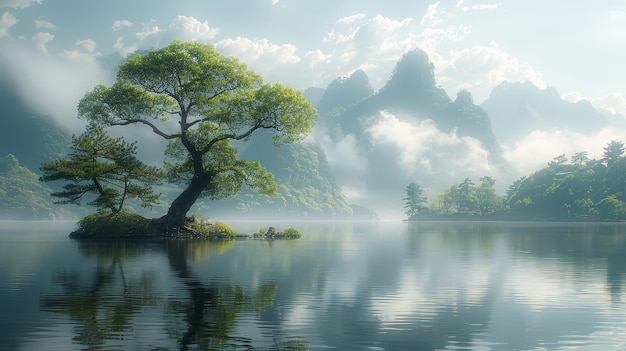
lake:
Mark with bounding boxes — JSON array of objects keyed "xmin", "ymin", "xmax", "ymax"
[{"xmin": 1, "ymin": 220, "xmax": 626, "ymax": 350}]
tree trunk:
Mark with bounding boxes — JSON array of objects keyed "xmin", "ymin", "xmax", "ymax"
[{"xmin": 160, "ymin": 174, "xmax": 211, "ymax": 229}]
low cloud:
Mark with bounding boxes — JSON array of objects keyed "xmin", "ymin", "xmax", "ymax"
[
  {"xmin": 502, "ymin": 126, "xmax": 626, "ymax": 177},
  {"xmin": 367, "ymin": 111, "xmax": 494, "ymax": 177},
  {"xmin": 312, "ymin": 111, "xmax": 498, "ymax": 216}
]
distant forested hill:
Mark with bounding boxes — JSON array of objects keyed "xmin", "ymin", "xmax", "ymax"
[
  {"xmin": 0, "ymin": 154, "xmax": 76, "ymax": 219},
  {"xmin": 0, "ymin": 66, "xmax": 75, "ymax": 219},
  {"xmin": 205, "ymin": 132, "xmax": 354, "ymax": 219}
]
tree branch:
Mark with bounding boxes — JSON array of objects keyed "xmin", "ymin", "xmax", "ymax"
[
  {"xmin": 117, "ymin": 118, "xmax": 179, "ymax": 140},
  {"xmin": 199, "ymin": 122, "xmax": 274, "ymax": 155}
]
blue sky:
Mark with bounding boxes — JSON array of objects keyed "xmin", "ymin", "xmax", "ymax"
[{"xmin": 1, "ymin": 0, "xmax": 626, "ymax": 188}]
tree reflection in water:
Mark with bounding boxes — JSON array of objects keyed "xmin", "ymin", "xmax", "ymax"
[{"xmin": 41, "ymin": 240, "xmax": 309, "ymax": 350}]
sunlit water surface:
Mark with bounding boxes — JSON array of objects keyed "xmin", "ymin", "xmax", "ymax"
[{"xmin": 2, "ymin": 220, "xmax": 626, "ymax": 350}]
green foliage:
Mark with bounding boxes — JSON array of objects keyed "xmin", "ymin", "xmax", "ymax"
[
  {"xmin": 596, "ymin": 195, "xmax": 626, "ymax": 220},
  {"xmin": 187, "ymin": 217, "xmax": 236, "ymax": 237},
  {"xmin": 252, "ymin": 226, "xmax": 304, "ymax": 239},
  {"xmin": 41, "ymin": 123, "xmax": 164, "ymax": 214},
  {"xmin": 602, "ymin": 140, "xmax": 625, "ymax": 167},
  {"xmin": 475, "ymin": 176, "xmax": 503, "ymax": 216},
  {"xmin": 77, "ymin": 40, "xmax": 319, "ymax": 227},
  {"xmin": 428, "ymin": 177, "xmax": 504, "ymax": 218},
  {"xmin": 282, "ymin": 226, "xmax": 304, "ymax": 239},
  {"xmin": 505, "ymin": 140, "xmax": 626, "ymax": 221},
  {"xmin": 72, "ymin": 211, "xmax": 156, "ymax": 238}
]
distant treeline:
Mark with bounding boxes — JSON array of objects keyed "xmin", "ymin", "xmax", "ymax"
[{"xmin": 405, "ymin": 140, "xmax": 626, "ymax": 221}]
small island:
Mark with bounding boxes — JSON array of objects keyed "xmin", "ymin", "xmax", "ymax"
[{"xmin": 40, "ymin": 40, "xmax": 318, "ymax": 240}]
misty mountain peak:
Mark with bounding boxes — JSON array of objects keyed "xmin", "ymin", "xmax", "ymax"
[
  {"xmin": 316, "ymin": 69, "xmax": 374, "ymax": 116},
  {"xmin": 454, "ymin": 90, "xmax": 474, "ymax": 105},
  {"xmin": 376, "ymin": 49, "xmax": 450, "ymax": 112},
  {"xmin": 382, "ymin": 50, "xmax": 436, "ymax": 94}
]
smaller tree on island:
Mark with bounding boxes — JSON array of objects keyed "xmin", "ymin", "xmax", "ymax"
[{"xmin": 41, "ymin": 122, "xmax": 163, "ymax": 214}]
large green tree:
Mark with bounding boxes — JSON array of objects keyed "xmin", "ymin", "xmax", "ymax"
[{"xmin": 77, "ymin": 40, "xmax": 318, "ymax": 228}]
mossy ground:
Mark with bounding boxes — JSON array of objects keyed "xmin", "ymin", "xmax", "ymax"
[
  {"xmin": 69, "ymin": 212, "xmax": 240, "ymax": 239},
  {"xmin": 69, "ymin": 212, "xmax": 304, "ymax": 240}
]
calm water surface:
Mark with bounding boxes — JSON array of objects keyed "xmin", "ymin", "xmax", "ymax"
[{"xmin": 2, "ymin": 220, "xmax": 626, "ymax": 350}]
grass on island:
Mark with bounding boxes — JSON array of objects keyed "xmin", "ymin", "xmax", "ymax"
[
  {"xmin": 69, "ymin": 211, "xmax": 304, "ymax": 240},
  {"xmin": 252, "ymin": 226, "xmax": 304, "ymax": 239}
]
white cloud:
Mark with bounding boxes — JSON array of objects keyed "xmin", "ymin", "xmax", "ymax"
[
  {"xmin": 458, "ymin": 1, "xmax": 501, "ymax": 12},
  {"xmin": 112, "ymin": 19, "xmax": 132, "ymax": 31},
  {"xmin": 0, "ymin": 0, "xmax": 41, "ymax": 9},
  {"xmin": 136, "ymin": 21, "xmax": 161, "ymax": 41},
  {"xmin": 0, "ymin": 11, "xmax": 17, "ymax": 37},
  {"xmin": 115, "ymin": 15, "xmax": 219, "ymax": 56},
  {"xmin": 437, "ymin": 42, "xmax": 546, "ymax": 103},
  {"xmin": 303, "ymin": 49, "xmax": 331, "ymax": 68},
  {"xmin": 215, "ymin": 36, "xmax": 301, "ymax": 85},
  {"xmin": 170, "ymin": 15, "xmax": 219, "ymax": 40},
  {"xmin": 113, "ymin": 36, "xmax": 136, "ymax": 57},
  {"xmin": 337, "ymin": 13, "xmax": 366, "ymax": 25},
  {"xmin": 367, "ymin": 111, "xmax": 494, "ymax": 176},
  {"xmin": 75, "ymin": 38, "xmax": 95, "ymax": 53},
  {"xmin": 34, "ymin": 17, "xmax": 53, "ymax": 29},
  {"xmin": 421, "ymin": 2, "xmax": 446, "ymax": 27},
  {"xmin": 271, "ymin": 0, "xmax": 279, "ymax": 5},
  {"xmin": 218, "ymin": 37, "xmax": 299, "ymax": 64},
  {"xmin": 31, "ymin": 31, "xmax": 53, "ymax": 53},
  {"xmin": 317, "ymin": 14, "xmax": 423, "ymax": 90}
]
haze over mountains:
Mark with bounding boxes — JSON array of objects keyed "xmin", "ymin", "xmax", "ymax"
[{"xmin": 1, "ymin": 47, "xmax": 625, "ymax": 220}]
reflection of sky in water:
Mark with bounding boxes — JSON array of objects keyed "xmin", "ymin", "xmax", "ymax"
[
  {"xmin": 272, "ymin": 222, "xmax": 626, "ymax": 350},
  {"xmin": 2, "ymin": 221, "xmax": 626, "ymax": 350}
]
